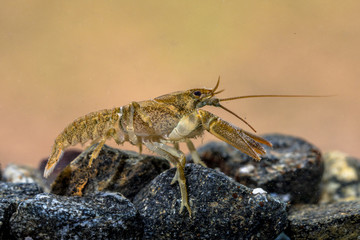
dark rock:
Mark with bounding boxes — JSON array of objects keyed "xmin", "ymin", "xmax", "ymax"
[
  {"xmin": 134, "ymin": 164, "xmax": 287, "ymax": 240},
  {"xmin": 0, "ymin": 201, "xmax": 16, "ymax": 240},
  {"xmin": 51, "ymin": 144, "xmax": 169, "ymax": 200},
  {"xmin": 286, "ymin": 200, "xmax": 360, "ymax": 239},
  {"xmin": 0, "ymin": 183, "xmax": 43, "ymax": 240},
  {"xmin": 39, "ymin": 149, "xmax": 81, "ymax": 187},
  {"xmin": 0, "ymin": 182, "xmax": 43, "ymax": 202},
  {"xmin": 196, "ymin": 134, "xmax": 323, "ymax": 204},
  {"xmin": 10, "ymin": 192, "xmax": 142, "ymax": 240},
  {"xmin": 320, "ymin": 151, "xmax": 360, "ymax": 203}
]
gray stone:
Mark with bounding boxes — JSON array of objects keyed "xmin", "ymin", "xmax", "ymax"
[
  {"xmin": 0, "ymin": 182, "xmax": 43, "ymax": 202},
  {"xmin": 134, "ymin": 164, "xmax": 288, "ymax": 240},
  {"xmin": 51, "ymin": 144, "xmax": 169, "ymax": 200},
  {"xmin": 0, "ymin": 201, "xmax": 16, "ymax": 240},
  {"xmin": 3, "ymin": 164, "xmax": 49, "ymax": 192},
  {"xmin": 196, "ymin": 134, "xmax": 324, "ymax": 204},
  {"xmin": 0, "ymin": 183, "xmax": 43, "ymax": 240},
  {"xmin": 286, "ymin": 200, "xmax": 360, "ymax": 239},
  {"xmin": 320, "ymin": 151, "xmax": 360, "ymax": 203},
  {"xmin": 10, "ymin": 192, "xmax": 142, "ymax": 240}
]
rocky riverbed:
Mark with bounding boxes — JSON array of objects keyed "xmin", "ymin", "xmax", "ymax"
[{"xmin": 1, "ymin": 134, "xmax": 359, "ymax": 239}]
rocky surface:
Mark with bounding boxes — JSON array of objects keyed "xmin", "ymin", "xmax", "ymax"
[
  {"xmin": 0, "ymin": 182, "xmax": 42, "ymax": 202},
  {"xmin": 286, "ymin": 200, "xmax": 360, "ymax": 239},
  {"xmin": 1, "ymin": 134, "xmax": 359, "ymax": 239},
  {"xmin": 134, "ymin": 164, "xmax": 288, "ymax": 240},
  {"xmin": 10, "ymin": 192, "xmax": 142, "ymax": 240},
  {"xmin": 196, "ymin": 134, "xmax": 324, "ymax": 204},
  {"xmin": 320, "ymin": 151, "xmax": 360, "ymax": 203},
  {"xmin": 51, "ymin": 144, "xmax": 170, "ymax": 200},
  {"xmin": 0, "ymin": 183, "xmax": 43, "ymax": 240},
  {"xmin": 0, "ymin": 201, "xmax": 15, "ymax": 240},
  {"xmin": 3, "ymin": 164, "xmax": 48, "ymax": 192}
]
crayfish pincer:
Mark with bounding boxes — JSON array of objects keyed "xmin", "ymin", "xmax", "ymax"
[{"xmin": 45, "ymin": 77, "xmax": 320, "ymax": 216}]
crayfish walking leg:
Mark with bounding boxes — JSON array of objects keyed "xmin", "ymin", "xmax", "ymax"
[
  {"xmin": 185, "ymin": 139, "xmax": 206, "ymax": 167},
  {"xmin": 143, "ymin": 141, "xmax": 192, "ymax": 217}
]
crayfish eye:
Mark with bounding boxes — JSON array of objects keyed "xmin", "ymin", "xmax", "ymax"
[{"xmin": 193, "ymin": 91, "xmax": 202, "ymax": 97}]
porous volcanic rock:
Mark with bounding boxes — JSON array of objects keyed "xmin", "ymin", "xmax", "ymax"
[
  {"xmin": 286, "ymin": 200, "xmax": 360, "ymax": 239},
  {"xmin": 134, "ymin": 164, "xmax": 288, "ymax": 240},
  {"xmin": 0, "ymin": 183, "xmax": 43, "ymax": 240},
  {"xmin": 196, "ymin": 134, "xmax": 324, "ymax": 204},
  {"xmin": 51, "ymin": 144, "xmax": 169, "ymax": 200},
  {"xmin": 10, "ymin": 192, "xmax": 142, "ymax": 240}
]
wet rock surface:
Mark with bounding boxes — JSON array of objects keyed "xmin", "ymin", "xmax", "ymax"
[
  {"xmin": 10, "ymin": 192, "xmax": 142, "ymax": 240},
  {"xmin": 0, "ymin": 183, "xmax": 43, "ymax": 240},
  {"xmin": 0, "ymin": 182, "xmax": 43, "ymax": 202},
  {"xmin": 2, "ymin": 134, "xmax": 359, "ymax": 239},
  {"xmin": 320, "ymin": 151, "xmax": 360, "ymax": 203},
  {"xmin": 51, "ymin": 144, "xmax": 169, "ymax": 200},
  {"xmin": 134, "ymin": 164, "xmax": 288, "ymax": 240},
  {"xmin": 286, "ymin": 200, "xmax": 360, "ymax": 239},
  {"xmin": 196, "ymin": 134, "xmax": 324, "ymax": 204},
  {"xmin": 0, "ymin": 201, "xmax": 15, "ymax": 240}
]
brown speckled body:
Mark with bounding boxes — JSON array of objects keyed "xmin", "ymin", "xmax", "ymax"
[{"xmin": 58, "ymin": 108, "xmax": 122, "ymax": 147}]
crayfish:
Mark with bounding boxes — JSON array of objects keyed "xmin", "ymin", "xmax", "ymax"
[{"xmin": 44, "ymin": 77, "xmax": 318, "ymax": 216}]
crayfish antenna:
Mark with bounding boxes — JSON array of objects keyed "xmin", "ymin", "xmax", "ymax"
[
  {"xmin": 217, "ymin": 94, "xmax": 333, "ymax": 132},
  {"xmin": 212, "ymin": 76, "xmax": 221, "ymax": 94},
  {"xmin": 219, "ymin": 104, "xmax": 257, "ymax": 133},
  {"xmin": 220, "ymin": 94, "xmax": 333, "ymax": 102}
]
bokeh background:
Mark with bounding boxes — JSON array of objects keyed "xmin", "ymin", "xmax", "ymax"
[{"xmin": 1, "ymin": 1, "xmax": 359, "ymax": 169}]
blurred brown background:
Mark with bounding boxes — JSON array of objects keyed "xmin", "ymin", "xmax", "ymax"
[{"xmin": 1, "ymin": 1, "xmax": 359, "ymax": 169}]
